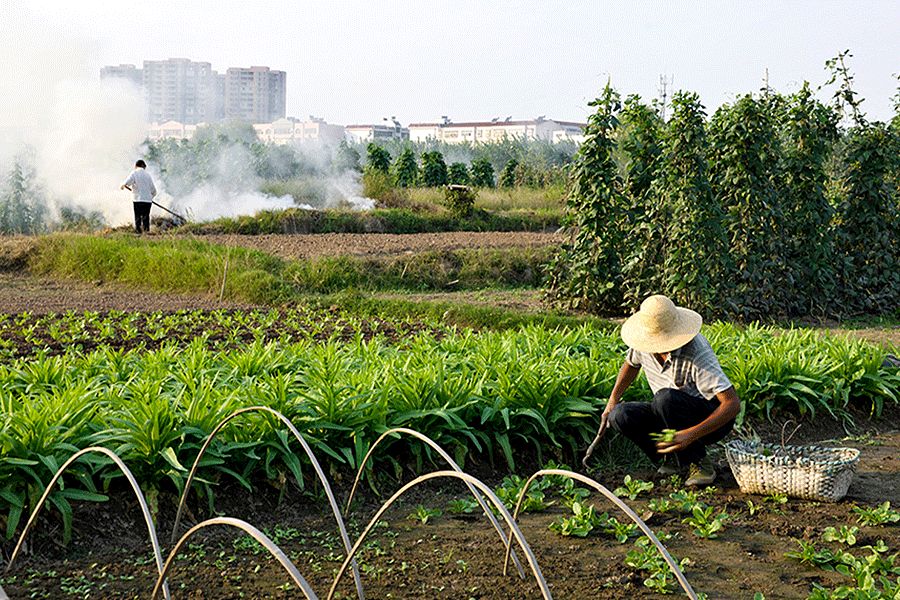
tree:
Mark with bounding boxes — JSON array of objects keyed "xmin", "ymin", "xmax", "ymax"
[
  {"xmin": 447, "ymin": 162, "xmax": 471, "ymax": 185},
  {"xmin": 391, "ymin": 147, "xmax": 419, "ymax": 187},
  {"xmin": 365, "ymin": 143, "xmax": 391, "ymax": 174},
  {"xmin": 0, "ymin": 151, "xmax": 46, "ymax": 234},
  {"xmin": 470, "ymin": 158, "xmax": 495, "ymax": 187},
  {"xmin": 333, "ymin": 141, "xmax": 361, "ymax": 172},
  {"xmin": 420, "ymin": 151, "xmax": 448, "ymax": 187},
  {"xmin": 546, "ymin": 83, "xmax": 628, "ymax": 311},
  {"xmin": 498, "ymin": 159, "xmax": 518, "ymax": 188}
]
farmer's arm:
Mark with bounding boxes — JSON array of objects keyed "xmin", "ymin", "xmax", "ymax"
[
  {"xmin": 600, "ymin": 360, "xmax": 641, "ymax": 425},
  {"xmin": 656, "ymin": 386, "xmax": 740, "ymax": 454},
  {"xmin": 120, "ymin": 172, "xmax": 134, "ymax": 191}
]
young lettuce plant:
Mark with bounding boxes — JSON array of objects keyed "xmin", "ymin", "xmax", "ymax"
[
  {"xmin": 614, "ymin": 475, "xmax": 654, "ymax": 501},
  {"xmin": 852, "ymin": 501, "xmax": 900, "ymax": 526},
  {"xmin": 682, "ymin": 504, "xmax": 729, "ymax": 539}
]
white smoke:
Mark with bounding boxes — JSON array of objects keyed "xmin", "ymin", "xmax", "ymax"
[
  {"xmin": 1, "ymin": 9, "xmax": 364, "ymax": 229},
  {"xmin": 0, "ymin": 10, "xmax": 146, "ymax": 227}
]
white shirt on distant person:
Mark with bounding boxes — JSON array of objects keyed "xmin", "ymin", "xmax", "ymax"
[{"xmin": 122, "ymin": 168, "xmax": 157, "ymax": 203}]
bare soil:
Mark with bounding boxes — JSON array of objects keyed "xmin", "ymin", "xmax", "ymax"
[
  {"xmin": 0, "ymin": 273, "xmax": 260, "ymax": 314},
  {"xmin": 2, "ymin": 427, "xmax": 898, "ymax": 600},
  {"xmin": 180, "ymin": 231, "xmax": 563, "ymax": 260}
]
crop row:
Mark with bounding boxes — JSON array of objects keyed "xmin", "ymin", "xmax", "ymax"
[
  {"xmin": 0, "ymin": 308, "xmax": 443, "ymax": 360},
  {"xmin": 1, "ymin": 323, "xmax": 897, "ymax": 542}
]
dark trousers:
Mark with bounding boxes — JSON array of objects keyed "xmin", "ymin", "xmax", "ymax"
[
  {"xmin": 608, "ymin": 388, "xmax": 734, "ymax": 466},
  {"xmin": 133, "ymin": 202, "xmax": 151, "ymax": 233}
]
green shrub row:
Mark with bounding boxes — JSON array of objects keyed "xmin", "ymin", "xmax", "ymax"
[
  {"xmin": 0, "ymin": 322, "xmax": 896, "ymax": 540},
  {"xmin": 548, "ymin": 64, "xmax": 900, "ymax": 320}
]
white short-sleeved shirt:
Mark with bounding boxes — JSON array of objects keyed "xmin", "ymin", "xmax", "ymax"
[
  {"xmin": 625, "ymin": 333, "xmax": 732, "ymax": 400},
  {"xmin": 122, "ymin": 168, "xmax": 157, "ymax": 203}
]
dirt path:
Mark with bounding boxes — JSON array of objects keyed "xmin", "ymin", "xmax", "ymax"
[
  {"xmin": 0, "ymin": 273, "xmax": 258, "ymax": 314},
  {"xmin": 184, "ymin": 231, "xmax": 563, "ymax": 260}
]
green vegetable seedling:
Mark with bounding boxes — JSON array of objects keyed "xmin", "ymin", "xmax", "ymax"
[{"xmin": 649, "ymin": 429, "xmax": 678, "ymax": 443}]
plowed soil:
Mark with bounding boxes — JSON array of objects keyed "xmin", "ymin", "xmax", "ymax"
[
  {"xmin": 183, "ymin": 231, "xmax": 563, "ymax": 260},
  {"xmin": 0, "ymin": 273, "xmax": 259, "ymax": 314},
  {"xmin": 2, "ymin": 430, "xmax": 898, "ymax": 599}
]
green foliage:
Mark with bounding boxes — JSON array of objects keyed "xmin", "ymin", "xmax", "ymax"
[
  {"xmin": 443, "ymin": 185, "xmax": 476, "ymax": 217},
  {"xmin": 656, "ymin": 92, "xmax": 730, "ymax": 314},
  {"xmin": 447, "ymin": 162, "xmax": 471, "ymax": 186},
  {"xmin": 613, "ymin": 474, "xmax": 654, "ymax": 500},
  {"xmin": 407, "ymin": 504, "xmax": 442, "ymax": 524},
  {"xmin": 391, "ymin": 147, "xmax": 419, "ymax": 188},
  {"xmin": 625, "ymin": 536, "xmax": 690, "ymax": 595},
  {"xmin": 470, "ymin": 158, "xmax": 495, "ymax": 187},
  {"xmin": 546, "ymin": 83, "xmax": 627, "ymax": 311},
  {"xmin": 498, "ymin": 159, "xmax": 518, "ymax": 188},
  {"xmin": 546, "ymin": 58, "xmax": 898, "ymax": 320},
  {"xmin": 365, "ymin": 144, "xmax": 391, "ymax": 174},
  {"xmin": 707, "ymin": 93, "xmax": 787, "ymax": 319},
  {"xmin": 823, "ymin": 526, "xmax": 859, "ymax": 546},
  {"xmin": 0, "ymin": 151, "xmax": 46, "ymax": 235},
  {"xmin": 681, "ymin": 504, "xmax": 728, "ymax": 539},
  {"xmin": 852, "ymin": 502, "xmax": 900, "ymax": 526},
  {"xmin": 778, "ymin": 83, "xmax": 840, "ymax": 315},
  {"xmin": 419, "ymin": 151, "xmax": 448, "ymax": 187},
  {"xmin": 334, "ymin": 141, "xmax": 361, "ymax": 172},
  {"xmin": 832, "ymin": 122, "xmax": 899, "ymax": 314}
]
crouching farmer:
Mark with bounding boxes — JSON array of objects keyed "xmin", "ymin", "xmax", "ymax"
[{"xmin": 600, "ymin": 295, "xmax": 740, "ymax": 486}]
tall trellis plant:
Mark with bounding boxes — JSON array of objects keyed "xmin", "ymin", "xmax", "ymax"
[
  {"xmin": 546, "ymin": 83, "xmax": 628, "ymax": 312},
  {"xmin": 708, "ymin": 94, "xmax": 787, "ymax": 319},
  {"xmin": 654, "ymin": 92, "xmax": 729, "ymax": 316}
]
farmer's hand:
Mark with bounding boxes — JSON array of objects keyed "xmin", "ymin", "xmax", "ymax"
[{"xmin": 656, "ymin": 430, "xmax": 697, "ymax": 454}]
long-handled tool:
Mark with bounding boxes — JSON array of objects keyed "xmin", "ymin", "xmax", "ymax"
[
  {"xmin": 581, "ymin": 417, "xmax": 608, "ymax": 468},
  {"xmin": 123, "ymin": 185, "xmax": 187, "ymax": 225},
  {"xmin": 151, "ymin": 200, "xmax": 187, "ymax": 225}
]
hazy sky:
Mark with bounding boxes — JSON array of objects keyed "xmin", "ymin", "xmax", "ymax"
[{"xmin": 9, "ymin": 1, "xmax": 900, "ymax": 125}]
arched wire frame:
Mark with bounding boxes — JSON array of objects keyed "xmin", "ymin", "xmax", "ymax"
[
  {"xmin": 502, "ymin": 469, "xmax": 699, "ymax": 599},
  {"xmin": 151, "ymin": 517, "xmax": 318, "ymax": 599},
  {"xmin": 170, "ymin": 406, "xmax": 364, "ymax": 600},
  {"xmin": 327, "ymin": 469, "xmax": 552, "ymax": 600},
  {"xmin": 344, "ymin": 427, "xmax": 527, "ymax": 580},
  {"xmin": 4, "ymin": 446, "xmax": 172, "ymax": 600}
]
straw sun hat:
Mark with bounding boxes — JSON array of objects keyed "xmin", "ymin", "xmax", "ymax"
[{"xmin": 620, "ymin": 295, "xmax": 703, "ymax": 353}]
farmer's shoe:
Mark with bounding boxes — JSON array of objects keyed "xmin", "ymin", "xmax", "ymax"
[{"xmin": 685, "ymin": 458, "xmax": 716, "ymax": 486}]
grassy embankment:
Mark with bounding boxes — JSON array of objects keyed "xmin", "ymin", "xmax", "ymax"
[{"xmin": 18, "ymin": 233, "xmax": 593, "ymax": 330}]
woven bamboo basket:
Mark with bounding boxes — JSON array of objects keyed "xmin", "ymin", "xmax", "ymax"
[{"xmin": 724, "ymin": 440, "xmax": 859, "ymax": 502}]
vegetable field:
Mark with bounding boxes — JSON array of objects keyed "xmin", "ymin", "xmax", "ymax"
[{"xmin": 0, "ymin": 308, "xmax": 900, "ymax": 598}]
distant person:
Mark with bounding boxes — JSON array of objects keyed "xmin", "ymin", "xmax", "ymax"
[
  {"xmin": 120, "ymin": 160, "xmax": 157, "ymax": 233},
  {"xmin": 599, "ymin": 295, "xmax": 741, "ymax": 486}
]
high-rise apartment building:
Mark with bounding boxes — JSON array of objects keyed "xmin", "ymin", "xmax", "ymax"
[
  {"xmin": 142, "ymin": 58, "xmax": 221, "ymax": 124},
  {"xmin": 224, "ymin": 67, "xmax": 286, "ymax": 123}
]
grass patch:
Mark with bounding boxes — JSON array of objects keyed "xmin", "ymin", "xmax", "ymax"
[
  {"xmin": 407, "ymin": 185, "xmax": 566, "ymax": 214},
  {"xmin": 25, "ymin": 233, "xmax": 552, "ymax": 303},
  {"xmin": 179, "ymin": 206, "xmax": 561, "ymax": 235}
]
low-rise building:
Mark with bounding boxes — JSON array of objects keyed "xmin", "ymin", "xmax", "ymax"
[
  {"xmin": 253, "ymin": 118, "xmax": 346, "ymax": 145},
  {"xmin": 146, "ymin": 121, "xmax": 199, "ymax": 141},
  {"xmin": 345, "ymin": 122, "xmax": 409, "ymax": 143},
  {"xmin": 408, "ymin": 117, "xmax": 585, "ymax": 144}
]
